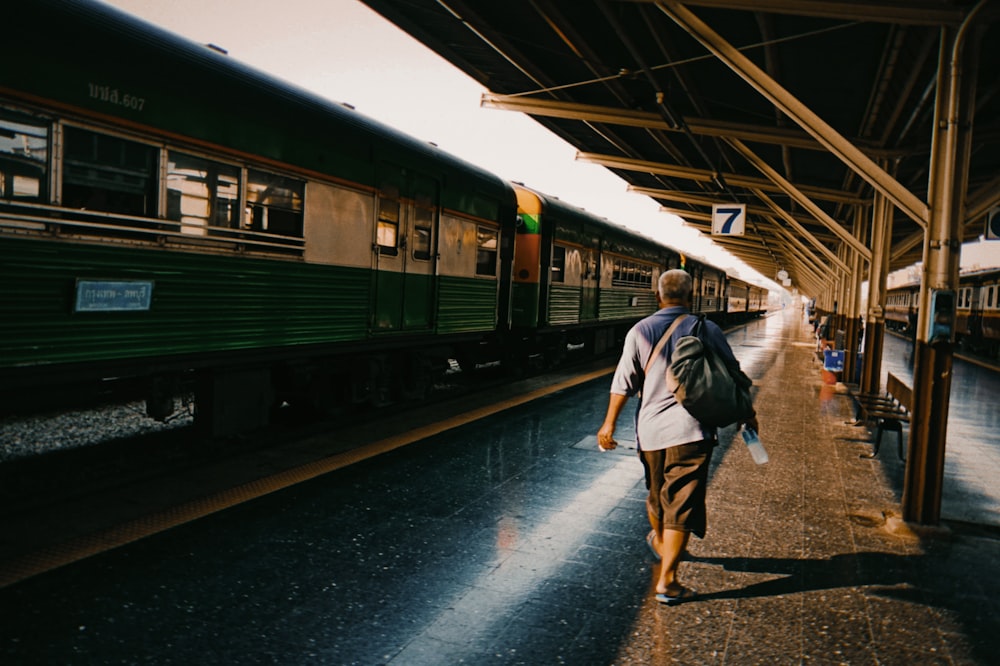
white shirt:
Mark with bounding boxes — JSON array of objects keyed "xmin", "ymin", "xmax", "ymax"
[{"xmin": 609, "ymin": 306, "xmax": 720, "ymax": 451}]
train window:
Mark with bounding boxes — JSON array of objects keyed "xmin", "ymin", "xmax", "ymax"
[
  {"xmin": 376, "ymin": 183, "xmax": 399, "ymax": 255},
  {"xmin": 476, "ymin": 226, "xmax": 498, "ymax": 276},
  {"xmin": 611, "ymin": 259, "xmax": 654, "ymax": 288},
  {"xmin": 412, "ymin": 226, "xmax": 431, "ymax": 261},
  {"xmin": 411, "ymin": 187, "xmax": 435, "ymax": 261},
  {"xmin": 62, "ymin": 126, "xmax": 158, "ymax": 217},
  {"xmin": 376, "ymin": 219, "xmax": 397, "ymax": 252},
  {"xmin": 0, "ymin": 110, "xmax": 48, "ymax": 202},
  {"xmin": 245, "ymin": 169, "xmax": 304, "ymax": 237},
  {"xmin": 167, "ymin": 152, "xmax": 240, "ymax": 234},
  {"xmin": 989, "ymin": 287, "xmax": 995, "ymax": 309},
  {"xmin": 551, "ymin": 245, "xmax": 566, "ymax": 283}
]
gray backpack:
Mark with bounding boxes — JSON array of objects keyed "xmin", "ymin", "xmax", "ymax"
[{"xmin": 650, "ymin": 314, "xmax": 755, "ymax": 428}]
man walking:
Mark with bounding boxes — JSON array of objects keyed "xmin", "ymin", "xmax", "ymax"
[{"xmin": 597, "ymin": 269, "xmax": 758, "ymax": 604}]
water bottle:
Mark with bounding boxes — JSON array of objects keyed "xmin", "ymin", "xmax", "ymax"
[{"xmin": 742, "ymin": 427, "xmax": 769, "ymax": 465}]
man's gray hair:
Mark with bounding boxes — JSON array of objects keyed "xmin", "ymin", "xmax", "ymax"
[{"xmin": 658, "ymin": 269, "xmax": 693, "ymax": 301}]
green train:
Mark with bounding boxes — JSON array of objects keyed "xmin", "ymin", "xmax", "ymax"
[{"xmin": 0, "ymin": 0, "xmax": 765, "ymax": 435}]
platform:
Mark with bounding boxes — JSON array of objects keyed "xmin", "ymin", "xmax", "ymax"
[{"xmin": 1, "ymin": 307, "xmax": 998, "ymax": 664}]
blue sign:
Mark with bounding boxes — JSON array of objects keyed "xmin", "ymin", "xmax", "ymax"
[
  {"xmin": 75, "ymin": 280, "xmax": 154, "ymax": 312},
  {"xmin": 823, "ymin": 349, "xmax": 845, "ymax": 372}
]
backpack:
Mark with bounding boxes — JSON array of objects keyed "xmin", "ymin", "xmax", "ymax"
[{"xmin": 648, "ymin": 314, "xmax": 755, "ymax": 428}]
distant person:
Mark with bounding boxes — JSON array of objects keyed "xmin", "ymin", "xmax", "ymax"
[
  {"xmin": 816, "ymin": 315, "xmax": 831, "ymax": 351},
  {"xmin": 596, "ymin": 269, "xmax": 758, "ymax": 605}
]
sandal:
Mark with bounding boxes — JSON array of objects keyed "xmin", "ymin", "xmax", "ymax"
[{"xmin": 655, "ymin": 585, "xmax": 696, "ymax": 605}]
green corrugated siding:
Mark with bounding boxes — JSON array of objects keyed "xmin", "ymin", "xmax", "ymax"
[
  {"xmin": 403, "ymin": 273, "xmax": 433, "ymax": 329},
  {"xmin": 436, "ymin": 276, "xmax": 497, "ymax": 333},
  {"xmin": 511, "ymin": 283, "xmax": 539, "ymax": 328},
  {"xmin": 581, "ymin": 285, "xmax": 598, "ymax": 321},
  {"xmin": 0, "ymin": 237, "xmax": 370, "ymax": 367},
  {"xmin": 373, "ymin": 272, "xmax": 435, "ymax": 331},
  {"xmin": 598, "ymin": 288, "xmax": 657, "ymax": 321},
  {"xmin": 548, "ymin": 285, "xmax": 581, "ymax": 325}
]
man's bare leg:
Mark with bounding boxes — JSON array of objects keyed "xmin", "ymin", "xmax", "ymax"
[{"xmin": 656, "ymin": 528, "xmax": 690, "ymax": 595}]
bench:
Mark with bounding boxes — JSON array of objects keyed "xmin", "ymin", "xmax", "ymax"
[{"xmin": 850, "ymin": 372, "xmax": 911, "ymax": 460}]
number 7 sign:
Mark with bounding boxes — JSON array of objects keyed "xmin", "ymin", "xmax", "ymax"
[{"xmin": 712, "ymin": 203, "xmax": 746, "ymax": 236}]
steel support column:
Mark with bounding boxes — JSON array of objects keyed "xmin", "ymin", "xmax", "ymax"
[
  {"xmin": 862, "ymin": 186, "xmax": 893, "ymax": 396},
  {"xmin": 903, "ymin": 8, "xmax": 984, "ymax": 525},
  {"xmin": 843, "ymin": 206, "xmax": 867, "ymax": 384}
]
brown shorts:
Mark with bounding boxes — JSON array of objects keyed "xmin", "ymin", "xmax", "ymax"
[{"xmin": 640, "ymin": 440, "xmax": 712, "ymax": 538}]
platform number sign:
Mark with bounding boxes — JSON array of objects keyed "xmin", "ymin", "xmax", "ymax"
[
  {"xmin": 987, "ymin": 206, "xmax": 1000, "ymax": 240},
  {"xmin": 712, "ymin": 203, "xmax": 746, "ymax": 236}
]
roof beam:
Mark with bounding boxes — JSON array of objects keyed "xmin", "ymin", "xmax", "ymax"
[
  {"xmin": 762, "ymin": 212, "xmax": 842, "ymax": 280},
  {"xmin": 659, "ymin": 203, "xmax": 839, "ymax": 278},
  {"xmin": 577, "ymin": 151, "xmax": 867, "ymax": 205},
  {"xmin": 966, "ymin": 173, "xmax": 1000, "ymax": 223},
  {"xmin": 891, "ymin": 229, "xmax": 925, "ymax": 264},
  {"xmin": 627, "ymin": 184, "xmax": 835, "ymax": 233},
  {"xmin": 712, "ymin": 229, "xmax": 824, "ymax": 293},
  {"xmin": 728, "ymin": 139, "xmax": 872, "ymax": 261},
  {"xmin": 482, "ymin": 93, "xmax": 825, "ymax": 151},
  {"xmin": 621, "ymin": 0, "xmax": 970, "ymax": 25},
  {"xmin": 655, "ymin": 0, "xmax": 930, "ymax": 228},
  {"xmin": 751, "ymin": 188, "xmax": 852, "ymax": 273}
]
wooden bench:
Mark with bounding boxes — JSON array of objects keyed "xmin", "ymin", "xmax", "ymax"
[{"xmin": 850, "ymin": 372, "xmax": 911, "ymax": 460}]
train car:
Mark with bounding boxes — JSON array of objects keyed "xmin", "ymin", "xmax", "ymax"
[
  {"xmin": 885, "ymin": 268, "xmax": 1000, "ymax": 359},
  {"xmin": 508, "ymin": 184, "xmax": 680, "ymax": 368},
  {"xmin": 748, "ymin": 283, "xmax": 767, "ymax": 317},
  {"xmin": 956, "ymin": 267, "xmax": 1000, "ymax": 358},
  {"xmin": 708, "ymin": 275, "xmax": 768, "ymax": 327},
  {"xmin": 684, "ymin": 258, "xmax": 726, "ymax": 319},
  {"xmin": 727, "ymin": 281, "xmax": 747, "ymax": 316},
  {"xmin": 1, "ymin": 0, "xmax": 517, "ymax": 433},
  {"xmin": 885, "ymin": 280, "xmax": 920, "ymax": 333},
  {"xmin": 0, "ymin": 0, "xmax": 772, "ymax": 437}
]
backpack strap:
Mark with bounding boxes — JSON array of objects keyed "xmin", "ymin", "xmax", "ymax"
[{"xmin": 643, "ymin": 314, "xmax": 688, "ymax": 376}]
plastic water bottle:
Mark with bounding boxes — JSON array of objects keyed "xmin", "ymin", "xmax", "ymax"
[{"xmin": 742, "ymin": 427, "xmax": 769, "ymax": 465}]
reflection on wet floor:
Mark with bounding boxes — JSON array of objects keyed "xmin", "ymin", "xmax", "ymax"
[
  {"xmin": 738, "ymin": 312, "xmax": 1000, "ymax": 527},
  {"xmin": 876, "ymin": 333, "xmax": 1000, "ymax": 525}
]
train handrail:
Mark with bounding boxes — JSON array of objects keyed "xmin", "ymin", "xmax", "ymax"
[{"xmin": 1, "ymin": 201, "xmax": 305, "ymax": 256}]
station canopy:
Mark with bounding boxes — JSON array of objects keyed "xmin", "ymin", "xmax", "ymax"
[{"xmin": 359, "ymin": 0, "xmax": 1000, "ymax": 295}]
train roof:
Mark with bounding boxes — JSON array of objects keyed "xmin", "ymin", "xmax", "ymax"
[
  {"xmin": 889, "ymin": 265, "xmax": 1000, "ymax": 290},
  {"xmin": 5, "ymin": 0, "xmax": 510, "ymax": 208},
  {"xmin": 513, "ymin": 182, "xmax": 678, "ymax": 249},
  {"xmin": 960, "ymin": 266, "xmax": 1000, "ymax": 280}
]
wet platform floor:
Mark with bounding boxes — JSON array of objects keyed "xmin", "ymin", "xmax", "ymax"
[{"xmin": 2, "ymin": 307, "xmax": 999, "ymax": 664}]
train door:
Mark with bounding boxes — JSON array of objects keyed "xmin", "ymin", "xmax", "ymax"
[
  {"xmin": 403, "ymin": 176, "xmax": 438, "ymax": 329},
  {"xmin": 690, "ymin": 269, "xmax": 703, "ymax": 312},
  {"xmin": 373, "ymin": 166, "xmax": 438, "ymax": 331},
  {"xmin": 580, "ymin": 247, "xmax": 598, "ymax": 321}
]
